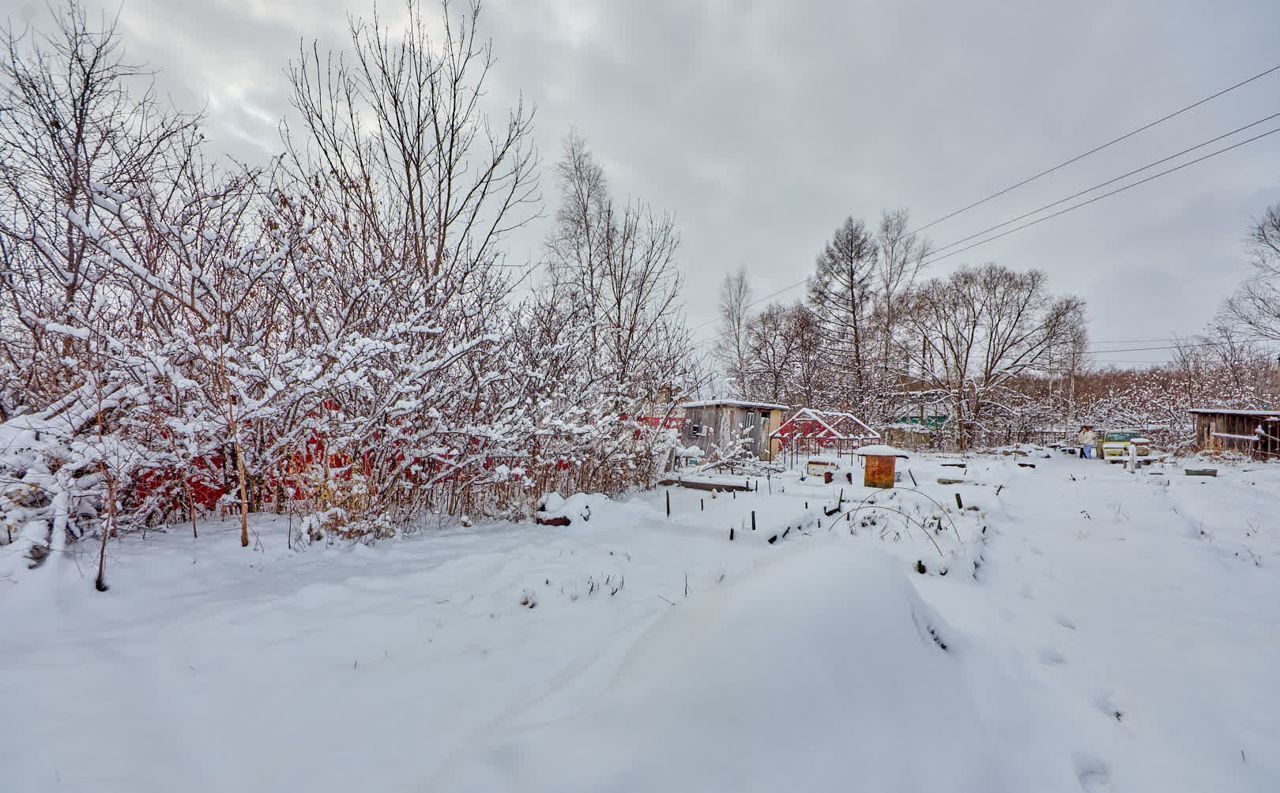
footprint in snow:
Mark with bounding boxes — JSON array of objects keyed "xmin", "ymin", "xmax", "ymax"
[
  {"xmin": 1054, "ymin": 614, "xmax": 1078, "ymax": 631},
  {"xmin": 1037, "ymin": 647, "xmax": 1066, "ymax": 665},
  {"xmin": 1075, "ymin": 755, "xmax": 1112, "ymax": 791},
  {"xmin": 1093, "ymin": 692, "xmax": 1126, "ymax": 723}
]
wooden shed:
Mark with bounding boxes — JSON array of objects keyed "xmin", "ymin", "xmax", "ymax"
[
  {"xmin": 679, "ymin": 399, "xmax": 788, "ymax": 461},
  {"xmin": 1189, "ymin": 408, "xmax": 1280, "ymax": 460}
]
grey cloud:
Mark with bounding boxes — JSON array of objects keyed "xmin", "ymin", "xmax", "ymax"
[{"xmin": 11, "ymin": 0, "xmax": 1278, "ymax": 363}]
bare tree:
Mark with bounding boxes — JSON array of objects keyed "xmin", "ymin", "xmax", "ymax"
[
  {"xmin": 743, "ymin": 303, "xmax": 799, "ymax": 404},
  {"xmin": 714, "ymin": 266, "xmax": 752, "ymax": 393},
  {"xmin": 741, "ymin": 302, "xmax": 825, "ymax": 407},
  {"xmin": 546, "ymin": 132, "xmax": 688, "ymax": 406},
  {"xmin": 534, "ymin": 132, "xmax": 700, "ymax": 493},
  {"xmin": 1055, "ymin": 319, "xmax": 1090, "ymax": 429},
  {"xmin": 1225, "ymin": 203, "xmax": 1280, "ymax": 342},
  {"xmin": 0, "ymin": 1, "xmax": 197, "ymax": 408},
  {"xmin": 894, "ymin": 264, "xmax": 1085, "ymax": 449},
  {"xmin": 873, "ymin": 209, "xmax": 930, "ymax": 366},
  {"xmin": 276, "ymin": 0, "xmax": 541, "ymax": 528}
]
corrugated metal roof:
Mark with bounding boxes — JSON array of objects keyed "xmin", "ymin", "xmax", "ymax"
[
  {"xmin": 681, "ymin": 399, "xmax": 789, "ymax": 411},
  {"xmin": 1189, "ymin": 408, "xmax": 1280, "ymax": 417}
]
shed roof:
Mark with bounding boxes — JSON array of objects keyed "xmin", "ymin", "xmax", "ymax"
[
  {"xmin": 1189, "ymin": 408, "xmax": 1280, "ymax": 417},
  {"xmin": 770, "ymin": 408, "xmax": 880, "ymax": 441},
  {"xmin": 682, "ymin": 399, "xmax": 789, "ymax": 411}
]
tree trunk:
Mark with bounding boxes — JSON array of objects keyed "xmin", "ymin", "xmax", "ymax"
[
  {"xmin": 234, "ymin": 440, "xmax": 250, "ymax": 547},
  {"xmin": 182, "ymin": 475, "xmax": 198, "ymax": 539},
  {"xmin": 96, "ymin": 462, "xmax": 116, "ymax": 592}
]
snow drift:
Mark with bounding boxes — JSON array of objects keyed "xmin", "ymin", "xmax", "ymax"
[{"xmin": 436, "ymin": 543, "xmax": 1076, "ymax": 792}]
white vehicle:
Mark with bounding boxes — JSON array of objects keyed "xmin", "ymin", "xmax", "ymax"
[{"xmin": 1101, "ymin": 431, "xmax": 1152, "ymax": 463}]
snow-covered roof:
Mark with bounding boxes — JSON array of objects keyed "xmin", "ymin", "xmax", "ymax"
[
  {"xmin": 880, "ymin": 422, "xmax": 934, "ymax": 433},
  {"xmin": 1189, "ymin": 408, "xmax": 1280, "ymax": 417},
  {"xmin": 770, "ymin": 407, "xmax": 880, "ymax": 440},
  {"xmin": 853, "ymin": 444, "xmax": 909, "ymax": 458},
  {"xmin": 682, "ymin": 399, "xmax": 788, "ymax": 411}
]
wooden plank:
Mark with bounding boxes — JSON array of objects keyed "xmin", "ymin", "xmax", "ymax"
[{"xmin": 657, "ymin": 478, "xmax": 752, "ymax": 492}]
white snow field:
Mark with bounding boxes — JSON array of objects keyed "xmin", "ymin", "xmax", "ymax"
[{"xmin": 3, "ymin": 451, "xmax": 1278, "ymax": 792}]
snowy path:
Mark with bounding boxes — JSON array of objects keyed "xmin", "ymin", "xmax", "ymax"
[
  {"xmin": 965, "ymin": 458, "xmax": 1280, "ymax": 792},
  {"xmin": 2, "ymin": 454, "xmax": 1278, "ymax": 792}
]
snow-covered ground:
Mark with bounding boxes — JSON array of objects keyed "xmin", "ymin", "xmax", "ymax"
[{"xmin": 3, "ymin": 451, "xmax": 1278, "ymax": 792}]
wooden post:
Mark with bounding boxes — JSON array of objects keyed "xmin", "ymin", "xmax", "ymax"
[
  {"xmin": 666, "ymin": 490, "xmax": 671, "ymax": 517},
  {"xmin": 700, "ymin": 498, "xmax": 704, "ymax": 511},
  {"xmin": 730, "ymin": 527, "xmax": 735, "ymax": 541},
  {"xmin": 751, "ymin": 511, "xmax": 756, "ymax": 531},
  {"xmin": 954, "ymin": 492, "xmax": 964, "ymax": 509},
  {"xmin": 182, "ymin": 476, "xmax": 198, "ymax": 539}
]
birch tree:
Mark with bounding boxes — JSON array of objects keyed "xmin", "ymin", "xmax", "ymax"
[
  {"xmin": 714, "ymin": 266, "xmax": 752, "ymax": 391},
  {"xmin": 543, "ymin": 133, "xmax": 699, "ymax": 487}
]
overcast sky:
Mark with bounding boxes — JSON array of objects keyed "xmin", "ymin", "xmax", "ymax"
[{"xmin": 8, "ymin": 0, "xmax": 1280, "ymax": 365}]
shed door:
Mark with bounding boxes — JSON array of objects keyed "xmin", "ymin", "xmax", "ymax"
[{"xmin": 744, "ymin": 411, "xmax": 763, "ymax": 456}]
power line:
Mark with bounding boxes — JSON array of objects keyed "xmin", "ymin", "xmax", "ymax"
[
  {"xmin": 691, "ymin": 122, "xmax": 1280, "ymax": 347},
  {"xmin": 927, "ymin": 111, "xmax": 1280, "ymax": 258},
  {"xmin": 911, "ymin": 62, "xmax": 1280, "ymax": 233},
  {"xmin": 1088, "ymin": 338, "xmax": 1272, "ymax": 355},
  {"xmin": 922, "ymin": 125, "xmax": 1280, "ymax": 266},
  {"xmin": 698, "ymin": 279, "xmax": 811, "ymax": 335},
  {"xmin": 1091, "ymin": 343, "xmax": 1206, "ymax": 354}
]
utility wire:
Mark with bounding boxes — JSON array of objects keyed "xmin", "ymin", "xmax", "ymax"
[
  {"xmin": 1089, "ymin": 338, "xmax": 1274, "ymax": 355},
  {"xmin": 689, "ymin": 111, "xmax": 1280, "ymax": 338},
  {"xmin": 927, "ymin": 111, "xmax": 1280, "ymax": 257},
  {"xmin": 911, "ymin": 62, "xmax": 1280, "ymax": 233},
  {"xmin": 688, "ymin": 279, "xmax": 810, "ymax": 334},
  {"xmin": 922, "ymin": 125, "xmax": 1280, "ymax": 266},
  {"xmin": 690, "ymin": 112, "xmax": 1280, "ymax": 345},
  {"xmin": 1092, "ymin": 342, "xmax": 1220, "ymax": 354},
  {"xmin": 1091, "ymin": 337, "xmax": 1198, "ymax": 344}
]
